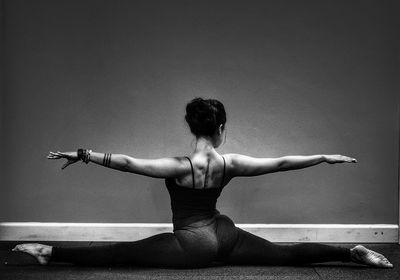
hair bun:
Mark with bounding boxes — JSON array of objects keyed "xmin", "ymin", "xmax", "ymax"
[{"xmin": 185, "ymin": 98, "xmax": 226, "ymax": 137}]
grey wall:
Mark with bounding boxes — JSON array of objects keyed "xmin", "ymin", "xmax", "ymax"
[
  {"xmin": 1, "ymin": 0, "xmax": 4, "ymax": 190},
  {"xmin": 1, "ymin": 0, "xmax": 399, "ymax": 224}
]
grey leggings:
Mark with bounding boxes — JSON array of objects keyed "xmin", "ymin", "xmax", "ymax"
[{"xmin": 51, "ymin": 214, "xmax": 351, "ymax": 267}]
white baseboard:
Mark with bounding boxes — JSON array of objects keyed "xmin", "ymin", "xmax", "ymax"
[{"xmin": 0, "ymin": 223, "xmax": 397, "ymax": 243}]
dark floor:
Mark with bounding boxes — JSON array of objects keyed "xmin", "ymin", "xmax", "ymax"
[{"xmin": 0, "ymin": 242, "xmax": 399, "ymax": 280}]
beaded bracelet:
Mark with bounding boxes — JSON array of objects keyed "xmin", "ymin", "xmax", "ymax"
[{"xmin": 77, "ymin": 149, "xmax": 92, "ymax": 164}]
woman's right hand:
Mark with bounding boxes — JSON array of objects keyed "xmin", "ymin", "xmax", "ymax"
[
  {"xmin": 47, "ymin": 151, "xmax": 80, "ymax": 170},
  {"xmin": 324, "ymin": 154, "xmax": 357, "ymax": 164}
]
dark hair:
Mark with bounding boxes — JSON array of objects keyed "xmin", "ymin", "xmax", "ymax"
[{"xmin": 185, "ymin": 97, "xmax": 226, "ymax": 137}]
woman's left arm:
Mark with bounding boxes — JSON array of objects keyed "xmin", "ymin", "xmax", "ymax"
[{"xmin": 280, "ymin": 154, "xmax": 357, "ymax": 171}]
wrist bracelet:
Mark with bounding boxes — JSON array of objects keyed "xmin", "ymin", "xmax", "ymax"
[
  {"xmin": 77, "ymin": 149, "xmax": 84, "ymax": 160},
  {"xmin": 77, "ymin": 149, "xmax": 92, "ymax": 164},
  {"xmin": 83, "ymin": 149, "xmax": 92, "ymax": 164}
]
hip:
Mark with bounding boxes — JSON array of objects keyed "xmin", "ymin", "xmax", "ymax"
[{"xmin": 173, "ymin": 213, "xmax": 239, "ymax": 261}]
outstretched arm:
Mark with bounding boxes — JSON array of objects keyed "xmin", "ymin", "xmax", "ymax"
[
  {"xmin": 47, "ymin": 150, "xmax": 188, "ymax": 178},
  {"xmin": 228, "ymin": 154, "xmax": 357, "ymax": 177}
]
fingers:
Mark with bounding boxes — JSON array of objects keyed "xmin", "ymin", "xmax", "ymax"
[
  {"xmin": 61, "ymin": 162, "xmax": 69, "ymax": 170},
  {"xmin": 61, "ymin": 160, "xmax": 74, "ymax": 170},
  {"xmin": 61, "ymin": 159, "xmax": 79, "ymax": 170},
  {"xmin": 327, "ymin": 155, "xmax": 357, "ymax": 164},
  {"xmin": 47, "ymin": 154, "xmax": 60, "ymax": 159},
  {"xmin": 47, "ymin": 151, "xmax": 62, "ymax": 159},
  {"xmin": 47, "ymin": 151, "xmax": 68, "ymax": 159},
  {"xmin": 336, "ymin": 155, "xmax": 357, "ymax": 163},
  {"xmin": 344, "ymin": 156, "xmax": 357, "ymax": 163}
]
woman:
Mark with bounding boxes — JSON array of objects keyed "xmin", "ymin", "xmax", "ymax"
[{"xmin": 12, "ymin": 98, "xmax": 392, "ymax": 268}]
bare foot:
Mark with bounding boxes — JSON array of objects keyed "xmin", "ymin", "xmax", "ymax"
[
  {"xmin": 12, "ymin": 243, "xmax": 52, "ymax": 265},
  {"xmin": 351, "ymin": 245, "xmax": 393, "ymax": 268}
]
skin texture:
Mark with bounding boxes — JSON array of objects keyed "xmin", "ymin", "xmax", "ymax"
[{"xmin": 13, "ymin": 121, "xmax": 392, "ymax": 268}]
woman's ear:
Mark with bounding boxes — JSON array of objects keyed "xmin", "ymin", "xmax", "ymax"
[{"xmin": 218, "ymin": 124, "xmax": 224, "ymax": 135}]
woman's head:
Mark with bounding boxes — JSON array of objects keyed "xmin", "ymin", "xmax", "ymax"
[{"xmin": 185, "ymin": 98, "xmax": 226, "ymax": 146}]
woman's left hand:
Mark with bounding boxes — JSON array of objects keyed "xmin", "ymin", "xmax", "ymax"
[{"xmin": 47, "ymin": 151, "xmax": 79, "ymax": 170}]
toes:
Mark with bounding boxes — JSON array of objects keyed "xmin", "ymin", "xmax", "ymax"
[
  {"xmin": 381, "ymin": 262, "xmax": 393, "ymax": 268},
  {"xmin": 19, "ymin": 244, "xmax": 28, "ymax": 249},
  {"xmin": 12, "ymin": 244, "xmax": 23, "ymax": 251},
  {"xmin": 381, "ymin": 259, "xmax": 393, "ymax": 267},
  {"xmin": 376, "ymin": 257, "xmax": 393, "ymax": 268},
  {"xmin": 12, "ymin": 243, "xmax": 33, "ymax": 252}
]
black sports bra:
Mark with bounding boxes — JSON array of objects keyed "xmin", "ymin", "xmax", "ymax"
[{"xmin": 184, "ymin": 155, "xmax": 226, "ymax": 189}]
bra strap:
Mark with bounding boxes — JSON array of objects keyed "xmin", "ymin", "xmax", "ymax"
[
  {"xmin": 185, "ymin": 156, "xmax": 195, "ymax": 188},
  {"xmin": 220, "ymin": 155, "xmax": 226, "ymax": 188}
]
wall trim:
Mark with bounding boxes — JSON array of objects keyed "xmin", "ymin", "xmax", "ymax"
[{"xmin": 0, "ymin": 223, "xmax": 397, "ymax": 243}]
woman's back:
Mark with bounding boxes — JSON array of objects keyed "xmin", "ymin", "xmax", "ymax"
[
  {"xmin": 172, "ymin": 152, "xmax": 227, "ymax": 189},
  {"xmin": 165, "ymin": 152, "xmax": 227, "ymax": 230}
]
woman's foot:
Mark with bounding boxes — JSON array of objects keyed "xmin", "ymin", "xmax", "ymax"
[
  {"xmin": 12, "ymin": 243, "xmax": 52, "ymax": 265},
  {"xmin": 350, "ymin": 245, "xmax": 393, "ymax": 268}
]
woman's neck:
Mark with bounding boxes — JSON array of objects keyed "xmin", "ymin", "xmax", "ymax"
[{"xmin": 194, "ymin": 137, "xmax": 216, "ymax": 153}]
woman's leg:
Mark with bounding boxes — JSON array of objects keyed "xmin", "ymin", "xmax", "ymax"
[
  {"xmin": 13, "ymin": 233, "xmax": 191, "ymax": 267},
  {"xmin": 225, "ymin": 227, "xmax": 351, "ymax": 266},
  {"xmin": 51, "ymin": 233, "xmax": 189, "ymax": 267},
  {"xmin": 13, "ymin": 226, "xmax": 220, "ymax": 268}
]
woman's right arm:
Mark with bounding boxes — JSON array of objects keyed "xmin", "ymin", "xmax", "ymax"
[
  {"xmin": 48, "ymin": 151, "xmax": 130, "ymax": 171},
  {"xmin": 227, "ymin": 154, "xmax": 357, "ymax": 177},
  {"xmin": 47, "ymin": 150, "xmax": 189, "ymax": 178},
  {"xmin": 87, "ymin": 152, "xmax": 130, "ymax": 171}
]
